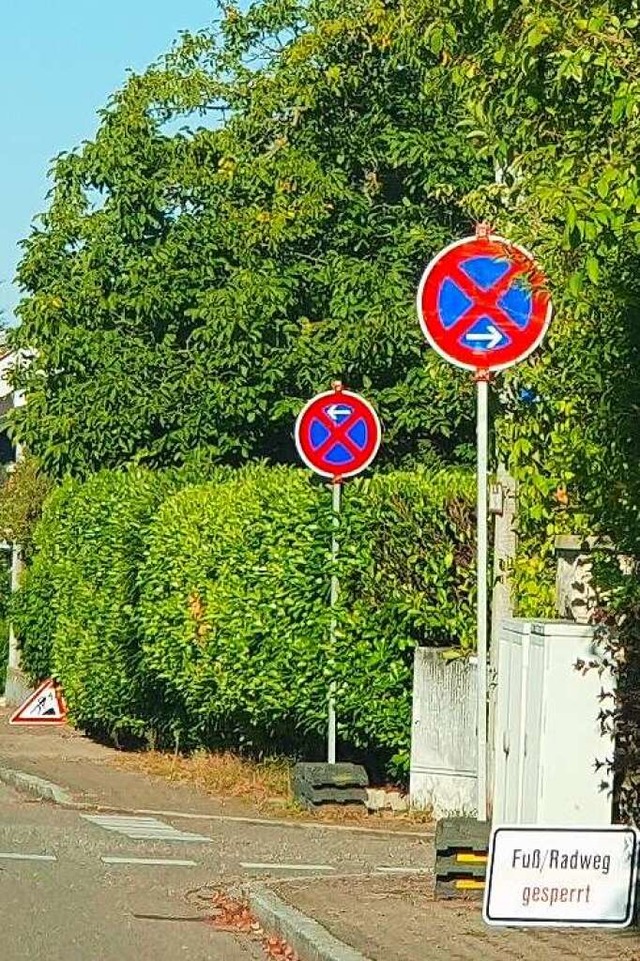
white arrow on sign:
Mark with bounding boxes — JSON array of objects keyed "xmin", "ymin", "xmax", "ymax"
[
  {"xmin": 327, "ymin": 404, "xmax": 353, "ymax": 421},
  {"xmin": 465, "ymin": 325, "xmax": 503, "ymax": 350}
]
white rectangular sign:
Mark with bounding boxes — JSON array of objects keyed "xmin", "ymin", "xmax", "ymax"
[{"xmin": 484, "ymin": 826, "xmax": 638, "ymax": 927}]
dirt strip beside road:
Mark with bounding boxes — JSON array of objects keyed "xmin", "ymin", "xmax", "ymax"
[{"xmin": 270, "ymin": 875, "xmax": 640, "ymax": 961}]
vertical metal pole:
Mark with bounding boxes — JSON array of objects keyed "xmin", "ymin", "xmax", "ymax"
[
  {"xmin": 7, "ymin": 542, "xmax": 22, "ymax": 674},
  {"xmin": 476, "ymin": 375, "xmax": 489, "ymax": 821},
  {"xmin": 328, "ymin": 479, "xmax": 341, "ymax": 764},
  {"xmin": 6, "ymin": 442, "xmax": 25, "ymax": 691}
]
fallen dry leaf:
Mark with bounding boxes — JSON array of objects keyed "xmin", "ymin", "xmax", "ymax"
[{"xmin": 209, "ymin": 889, "xmax": 299, "ymax": 960}]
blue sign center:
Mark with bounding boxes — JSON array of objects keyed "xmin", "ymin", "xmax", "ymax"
[
  {"xmin": 309, "ymin": 404, "xmax": 369, "ymax": 467},
  {"xmin": 437, "ymin": 255, "xmax": 533, "ymax": 352}
]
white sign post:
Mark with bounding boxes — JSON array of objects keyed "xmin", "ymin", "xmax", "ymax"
[
  {"xmin": 484, "ymin": 826, "xmax": 638, "ymax": 928},
  {"xmin": 294, "ymin": 383, "xmax": 381, "ymax": 764},
  {"xmin": 416, "ymin": 229, "xmax": 552, "ymax": 821}
]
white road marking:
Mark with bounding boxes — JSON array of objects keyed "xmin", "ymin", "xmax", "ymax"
[
  {"xmin": 240, "ymin": 862, "xmax": 335, "ymax": 871},
  {"xmin": 101, "ymin": 856, "xmax": 197, "ymax": 867},
  {"xmin": 132, "ymin": 808, "xmax": 433, "ymax": 839},
  {"xmin": 82, "ymin": 814, "xmax": 211, "ymax": 842},
  {"xmin": 0, "ymin": 853, "xmax": 57, "ymax": 861},
  {"xmin": 375, "ymin": 866, "xmax": 431, "ymax": 874}
]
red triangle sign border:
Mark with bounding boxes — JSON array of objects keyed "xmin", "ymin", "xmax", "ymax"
[{"xmin": 9, "ymin": 678, "xmax": 67, "ymax": 725}]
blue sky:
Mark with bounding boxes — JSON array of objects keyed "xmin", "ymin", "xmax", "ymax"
[{"xmin": 0, "ymin": 0, "xmax": 219, "ymax": 325}]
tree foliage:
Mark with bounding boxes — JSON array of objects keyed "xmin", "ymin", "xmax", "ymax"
[
  {"xmin": 449, "ymin": 1, "xmax": 640, "ymax": 608},
  {"xmin": 11, "ymin": 0, "xmax": 493, "ymax": 477},
  {"xmin": 14, "ymin": 1, "xmax": 640, "ymax": 535},
  {"xmin": 0, "ymin": 456, "xmax": 54, "ymax": 557}
]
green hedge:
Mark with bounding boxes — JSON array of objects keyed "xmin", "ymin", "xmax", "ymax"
[
  {"xmin": 332, "ymin": 471, "xmax": 475, "ymax": 774},
  {"xmin": 0, "ymin": 553, "xmax": 11, "ymax": 692},
  {"xmin": 12, "ymin": 471, "xmax": 178, "ymax": 740},
  {"xmin": 13, "ymin": 464, "xmax": 475, "ymax": 776},
  {"xmin": 11, "ymin": 480, "xmax": 80, "ymax": 684},
  {"xmin": 138, "ymin": 466, "xmax": 332, "ymax": 753}
]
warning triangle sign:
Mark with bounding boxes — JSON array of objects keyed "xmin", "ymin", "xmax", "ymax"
[{"xmin": 9, "ymin": 678, "xmax": 67, "ymax": 725}]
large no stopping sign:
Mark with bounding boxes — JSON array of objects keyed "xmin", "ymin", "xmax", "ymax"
[{"xmin": 417, "ymin": 235, "xmax": 552, "ymax": 372}]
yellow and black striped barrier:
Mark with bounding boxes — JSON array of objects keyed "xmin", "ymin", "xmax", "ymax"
[{"xmin": 434, "ymin": 818, "xmax": 491, "ymax": 899}]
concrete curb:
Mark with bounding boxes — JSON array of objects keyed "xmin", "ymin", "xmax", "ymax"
[
  {"xmin": 0, "ymin": 765, "xmax": 85, "ymax": 808},
  {"xmin": 246, "ymin": 883, "xmax": 374, "ymax": 961}
]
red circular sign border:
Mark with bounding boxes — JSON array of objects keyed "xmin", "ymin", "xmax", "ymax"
[
  {"xmin": 416, "ymin": 234, "xmax": 552, "ymax": 372},
  {"xmin": 294, "ymin": 388, "xmax": 382, "ymax": 480}
]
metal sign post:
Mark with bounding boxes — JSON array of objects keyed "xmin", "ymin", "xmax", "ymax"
[
  {"xmin": 295, "ymin": 382, "xmax": 382, "ymax": 764},
  {"xmin": 416, "ymin": 225, "xmax": 552, "ymax": 821},
  {"xmin": 328, "ymin": 479, "xmax": 342, "ymax": 764},
  {"xmin": 475, "ymin": 371, "xmax": 490, "ymax": 822}
]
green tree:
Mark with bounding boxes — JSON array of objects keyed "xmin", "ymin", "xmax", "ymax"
[
  {"xmin": 15, "ymin": 0, "xmax": 640, "ymax": 604},
  {"xmin": 11, "ymin": 0, "xmax": 491, "ymax": 478},
  {"xmin": 451, "ymin": 1, "xmax": 640, "ymax": 599}
]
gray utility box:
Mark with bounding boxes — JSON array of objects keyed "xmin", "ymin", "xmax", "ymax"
[{"xmin": 493, "ymin": 619, "xmax": 613, "ymax": 826}]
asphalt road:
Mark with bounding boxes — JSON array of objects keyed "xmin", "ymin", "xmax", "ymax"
[{"xmin": 0, "ymin": 781, "xmax": 432, "ymax": 960}]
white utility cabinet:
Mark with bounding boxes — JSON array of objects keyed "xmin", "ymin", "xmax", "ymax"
[{"xmin": 493, "ymin": 619, "xmax": 613, "ymax": 826}]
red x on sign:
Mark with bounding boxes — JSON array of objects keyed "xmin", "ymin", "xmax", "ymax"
[
  {"xmin": 417, "ymin": 235, "xmax": 552, "ymax": 372},
  {"xmin": 308, "ymin": 405, "xmax": 365, "ymax": 463},
  {"xmin": 444, "ymin": 259, "xmax": 525, "ymax": 335}
]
